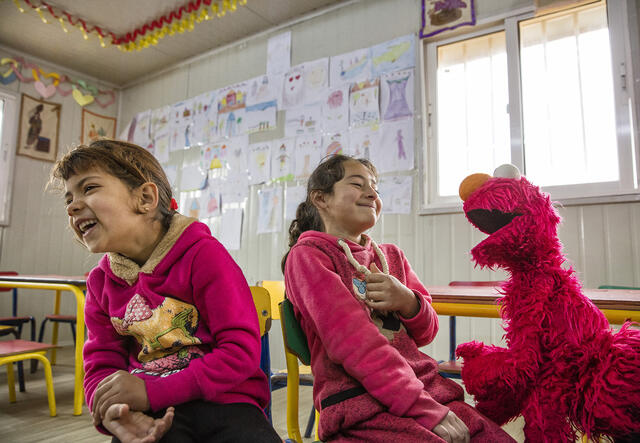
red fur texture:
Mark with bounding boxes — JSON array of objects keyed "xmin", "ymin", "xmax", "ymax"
[{"xmin": 456, "ymin": 176, "xmax": 640, "ymax": 442}]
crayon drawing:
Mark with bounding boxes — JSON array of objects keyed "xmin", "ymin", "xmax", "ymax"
[{"xmin": 381, "ymin": 69, "xmax": 414, "ymax": 121}]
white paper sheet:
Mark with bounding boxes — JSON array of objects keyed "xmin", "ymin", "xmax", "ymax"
[
  {"xmin": 248, "ymin": 142, "xmax": 272, "ymax": 185},
  {"xmin": 267, "ymin": 32, "xmax": 291, "ymax": 77},
  {"xmin": 220, "ymin": 207, "xmax": 243, "ymax": 250},
  {"xmin": 284, "ymin": 104, "xmax": 323, "ymax": 137},
  {"xmin": 271, "ymin": 138, "xmax": 295, "ymax": 182},
  {"xmin": 322, "ymin": 86, "xmax": 350, "ymax": 133},
  {"xmin": 371, "ymin": 34, "xmax": 416, "ymax": 76},
  {"xmin": 285, "ymin": 185, "xmax": 307, "ymax": 220},
  {"xmin": 294, "ymin": 135, "xmax": 323, "ymax": 178},
  {"xmin": 330, "ymin": 48, "xmax": 372, "ymax": 87},
  {"xmin": 379, "ymin": 175, "xmax": 413, "ymax": 214},
  {"xmin": 380, "ymin": 69, "xmax": 414, "ymax": 121},
  {"xmin": 375, "ymin": 118, "xmax": 414, "ymax": 173},
  {"xmin": 257, "ymin": 186, "xmax": 283, "ymax": 234},
  {"xmin": 349, "ymin": 79, "xmax": 380, "ymax": 128}
]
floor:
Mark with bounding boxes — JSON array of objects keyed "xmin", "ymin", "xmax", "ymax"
[{"xmin": 0, "ymin": 345, "xmax": 525, "ymax": 442}]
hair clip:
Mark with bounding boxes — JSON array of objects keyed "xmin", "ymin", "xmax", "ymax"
[{"xmin": 170, "ymin": 198, "xmax": 178, "ymax": 210}]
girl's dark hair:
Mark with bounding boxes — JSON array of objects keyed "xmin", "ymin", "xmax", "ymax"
[
  {"xmin": 281, "ymin": 154, "xmax": 377, "ymax": 273},
  {"xmin": 50, "ymin": 139, "xmax": 175, "ymax": 230}
]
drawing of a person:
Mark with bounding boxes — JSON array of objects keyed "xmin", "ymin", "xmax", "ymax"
[
  {"xmin": 26, "ymin": 104, "xmax": 44, "ymax": 148},
  {"xmin": 396, "ymin": 129, "xmax": 406, "ymax": 159}
]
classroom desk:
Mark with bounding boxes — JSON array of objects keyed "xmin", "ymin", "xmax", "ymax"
[
  {"xmin": 427, "ymin": 285, "xmax": 640, "ymax": 324},
  {"xmin": 0, "ymin": 274, "xmax": 86, "ymax": 416}
]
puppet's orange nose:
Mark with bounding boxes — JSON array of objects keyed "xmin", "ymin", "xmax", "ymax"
[{"xmin": 459, "ymin": 173, "xmax": 491, "ymax": 202}]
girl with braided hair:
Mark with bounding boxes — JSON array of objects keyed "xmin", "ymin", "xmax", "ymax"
[{"xmin": 282, "ymin": 154, "xmax": 514, "ymax": 442}]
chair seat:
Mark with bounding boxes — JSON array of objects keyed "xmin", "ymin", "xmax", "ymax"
[
  {"xmin": 0, "ymin": 339, "xmax": 59, "ymax": 357},
  {"xmin": 44, "ymin": 314, "xmax": 76, "ymax": 321},
  {"xmin": 438, "ymin": 360, "xmax": 462, "ymax": 374},
  {"xmin": 0, "ymin": 316, "xmax": 33, "ymax": 322}
]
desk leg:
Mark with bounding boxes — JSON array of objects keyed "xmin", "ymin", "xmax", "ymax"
[{"xmin": 70, "ymin": 286, "xmax": 85, "ymax": 416}]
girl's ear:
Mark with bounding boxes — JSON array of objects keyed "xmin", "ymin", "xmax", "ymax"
[
  {"xmin": 310, "ymin": 190, "xmax": 327, "ymax": 210},
  {"xmin": 137, "ymin": 182, "xmax": 159, "ymax": 213}
]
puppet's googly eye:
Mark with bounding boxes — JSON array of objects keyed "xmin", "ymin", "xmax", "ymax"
[{"xmin": 494, "ymin": 164, "xmax": 521, "ymax": 180}]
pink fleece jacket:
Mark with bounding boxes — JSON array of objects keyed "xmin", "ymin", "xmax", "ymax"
[
  {"xmin": 284, "ymin": 231, "xmax": 462, "ymax": 439},
  {"xmin": 83, "ymin": 214, "xmax": 269, "ymax": 432}
]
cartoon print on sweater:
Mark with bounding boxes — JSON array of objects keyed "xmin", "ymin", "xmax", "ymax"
[{"xmin": 111, "ymin": 294, "xmax": 203, "ymax": 375}]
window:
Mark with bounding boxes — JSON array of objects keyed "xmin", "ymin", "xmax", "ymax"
[
  {"xmin": 0, "ymin": 89, "xmax": 18, "ymax": 225},
  {"xmin": 424, "ymin": 1, "xmax": 639, "ymax": 209}
]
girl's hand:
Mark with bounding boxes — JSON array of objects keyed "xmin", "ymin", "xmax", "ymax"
[
  {"xmin": 433, "ymin": 411, "xmax": 470, "ymax": 443},
  {"xmin": 102, "ymin": 403, "xmax": 174, "ymax": 443},
  {"xmin": 364, "ymin": 263, "xmax": 420, "ymax": 318},
  {"xmin": 92, "ymin": 370, "xmax": 150, "ymax": 426}
]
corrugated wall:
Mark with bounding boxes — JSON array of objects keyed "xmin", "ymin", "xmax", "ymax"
[{"xmin": 1, "ymin": 0, "xmax": 638, "ymax": 372}]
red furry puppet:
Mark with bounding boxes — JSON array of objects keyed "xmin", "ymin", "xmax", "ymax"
[{"xmin": 456, "ymin": 164, "xmax": 640, "ymax": 443}]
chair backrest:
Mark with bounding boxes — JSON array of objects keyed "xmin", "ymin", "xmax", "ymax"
[
  {"xmin": 279, "ymin": 298, "xmax": 311, "ymax": 366},
  {"xmin": 259, "ymin": 280, "xmax": 285, "ymax": 321},
  {"xmin": 449, "ymin": 281, "xmax": 503, "ymax": 287},
  {"xmin": 0, "ymin": 271, "xmax": 19, "ymax": 316},
  {"xmin": 249, "ymin": 286, "xmax": 271, "ymax": 337}
]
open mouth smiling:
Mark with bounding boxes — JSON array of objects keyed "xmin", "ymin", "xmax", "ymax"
[
  {"xmin": 465, "ymin": 208, "xmax": 521, "ymax": 234},
  {"xmin": 76, "ymin": 219, "xmax": 98, "ymax": 235}
]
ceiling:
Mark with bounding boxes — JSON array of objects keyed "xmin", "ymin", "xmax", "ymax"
[{"xmin": 0, "ymin": 0, "xmax": 353, "ymax": 87}]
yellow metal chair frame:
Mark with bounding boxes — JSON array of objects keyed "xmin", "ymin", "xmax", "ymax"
[
  {"xmin": 0, "ymin": 281, "xmax": 85, "ymax": 415},
  {"xmin": 249, "ymin": 286, "xmax": 273, "ymax": 421},
  {"xmin": 0, "ymin": 339, "xmax": 59, "ymax": 416}
]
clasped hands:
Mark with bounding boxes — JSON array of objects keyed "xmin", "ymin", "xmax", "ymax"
[{"xmin": 92, "ymin": 370, "xmax": 174, "ymax": 443}]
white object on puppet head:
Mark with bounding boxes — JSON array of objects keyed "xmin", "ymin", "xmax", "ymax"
[{"xmin": 493, "ymin": 164, "xmax": 521, "ymax": 180}]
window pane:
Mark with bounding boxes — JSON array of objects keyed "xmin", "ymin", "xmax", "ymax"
[
  {"xmin": 436, "ymin": 32, "xmax": 511, "ymax": 197},
  {"xmin": 520, "ymin": 4, "xmax": 618, "ymax": 187}
]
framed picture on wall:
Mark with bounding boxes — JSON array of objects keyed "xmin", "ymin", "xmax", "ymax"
[
  {"xmin": 81, "ymin": 108, "xmax": 117, "ymax": 144},
  {"xmin": 420, "ymin": 0, "xmax": 476, "ymax": 39},
  {"xmin": 16, "ymin": 93, "xmax": 61, "ymax": 162}
]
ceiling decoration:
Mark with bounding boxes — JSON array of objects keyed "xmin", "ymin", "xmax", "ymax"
[{"xmin": 10, "ymin": 0, "xmax": 249, "ymax": 52}]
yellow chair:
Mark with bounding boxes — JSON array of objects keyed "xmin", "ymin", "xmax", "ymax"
[
  {"xmin": 259, "ymin": 280, "xmax": 316, "ymax": 442},
  {"xmin": 0, "ymin": 339, "xmax": 58, "ymax": 416},
  {"xmin": 249, "ymin": 286, "xmax": 272, "ymax": 420}
]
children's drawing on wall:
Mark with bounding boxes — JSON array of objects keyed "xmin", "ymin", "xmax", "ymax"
[
  {"xmin": 81, "ymin": 109, "xmax": 116, "ymax": 145},
  {"xmin": 285, "ymin": 185, "xmax": 306, "ymax": 220},
  {"xmin": 191, "ymin": 90, "xmax": 217, "ymax": 146},
  {"xmin": 324, "ymin": 132, "xmax": 349, "ymax": 157},
  {"xmin": 378, "ymin": 175, "xmax": 413, "ymax": 214},
  {"xmin": 180, "ymin": 163, "xmax": 208, "ymax": 191},
  {"xmin": 267, "ymin": 31, "xmax": 291, "ymax": 77},
  {"xmin": 270, "ymin": 138, "xmax": 295, "ymax": 182},
  {"xmin": 184, "ymin": 196, "xmax": 201, "ymax": 219},
  {"xmin": 371, "ymin": 34, "xmax": 416, "ymax": 76},
  {"xmin": 17, "ymin": 93, "xmax": 60, "ymax": 162},
  {"xmin": 200, "ymin": 142, "xmax": 227, "ymax": 170},
  {"xmin": 245, "ymin": 100, "xmax": 277, "ymax": 133},
  {"xmin": 284, "ymin": 104, "xmax": 322, "ymax": 137},
  {"xmin": 330, "ymin": 48, "xmax": 372, "ymax": 87},
  {"xmin": 132, "ymin": 109, "xmax": 151, "ymax": 148},
  {"xmin": 169, "ymin": 100, "xmax": 193, "ymax": 151},
  {"xmin": 153, "ymin": 133, "xmax": 170, "ymax": 164},
  {"xmin": 302, "ymin": 57, "xmax": 329, "ymax": 104},
  {"xmin": 150, "ymin": 105, "xmax": 171, "ymax": 140},
  {"xmin": 199, "ymin": 186, "xmax": 221, "ymax": 218},
  {"xmin": 246, "ymin": 74, "xmax": 282, "ymax": 107},
  {"xmin": 224, "ymin": 135, "xmax": 249, "ymax": 177},
  {"xmin": 420, "ymin": 0, "xmax": 476, "ymax": 39},
  {"xmin": 376, "ymin": 117, "xmax": 414, "ymax": 173},
  {"xmin": 219, "ymin": 207, "xmax": 243, "ymax": 250},
  {"xmin": 257, "ymin": 186, "xmax": 283, "ymax": 234},
  {"xmin": 349, "ymin": 79, "xmax": 380, "ymax": 128},
  {"xmin": 381, "ymin": 69, "xmax": 414, "ymax": 121},
  {"xmin": 248, "ymin": 142, "xmax": 272, "ymax": 185},
  {"xmin": 217, "ymin": 84, "xmax": 247, "ymax": 138},
  {"xmin": 281, "ymin": 65, "xmax": 305, "ymax": 109},
  {"xmin": 348, "ymin": 125, "xmax": 379, "ymax": 160},
  {"xmin": 294, "ymin": 135, "xmax": 323, "ymax": 178},
  {"xmin": 220, "ymin": 173, "xmax": 249, "ymax": 203},
  {"xmin": 322, "ymin": 86, "xmax": 350, "ymax": 133}
]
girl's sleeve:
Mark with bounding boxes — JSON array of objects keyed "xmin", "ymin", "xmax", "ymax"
[
  {"xmin": 142, "ymin": 239, "xmax": 265, "ymax": 411},
  {"xmin": 83, "ymin": 277, "xmax": 130, "ymax": 433},
  {"xmin": 285, "ymin": 245, "xmax": 449, "ymax": 431},
  {"xmin": 396, "ymin": 248, "xmax": 440, "ymax": 347}
]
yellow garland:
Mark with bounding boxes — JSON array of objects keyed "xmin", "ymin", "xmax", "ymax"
[{"xmin": 10, "ymin": 0, "xmax": 248, "ymax": 53}]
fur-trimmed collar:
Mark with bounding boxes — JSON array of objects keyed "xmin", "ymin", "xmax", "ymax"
[{"xmin": 107, "ymin": 214, "xmax": 196, "ymax": 286}]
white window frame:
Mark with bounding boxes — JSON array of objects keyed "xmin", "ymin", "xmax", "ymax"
[
  {"xmin": 0, "ymin": 88, "xmax": 18, "ymax": 226},
  {"xmin": 421, "ymin": 0, "xmax": 640, "ymax": 213}
]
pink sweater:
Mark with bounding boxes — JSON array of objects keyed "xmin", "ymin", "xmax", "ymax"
[
  {"xmin": 285, "ymin": 231, "xmax": 461, "ymax": 437},
  {"xmin": 83, "ymin": 215, "xmax": 269, "ymax": 432}
]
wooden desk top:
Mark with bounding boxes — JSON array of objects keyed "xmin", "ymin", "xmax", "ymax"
[
  {"xmin": 427, "ymin": 285, "xmax": 640, "ymax": 312},
  {"xmin": 0, "ymin": 274, "xmax": 87, "ymax": 286}
]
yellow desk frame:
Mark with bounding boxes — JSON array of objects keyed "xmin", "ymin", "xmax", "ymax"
[{"xmin": 0, "ymin": 281, "xmax": 85, "ymax": 415}]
